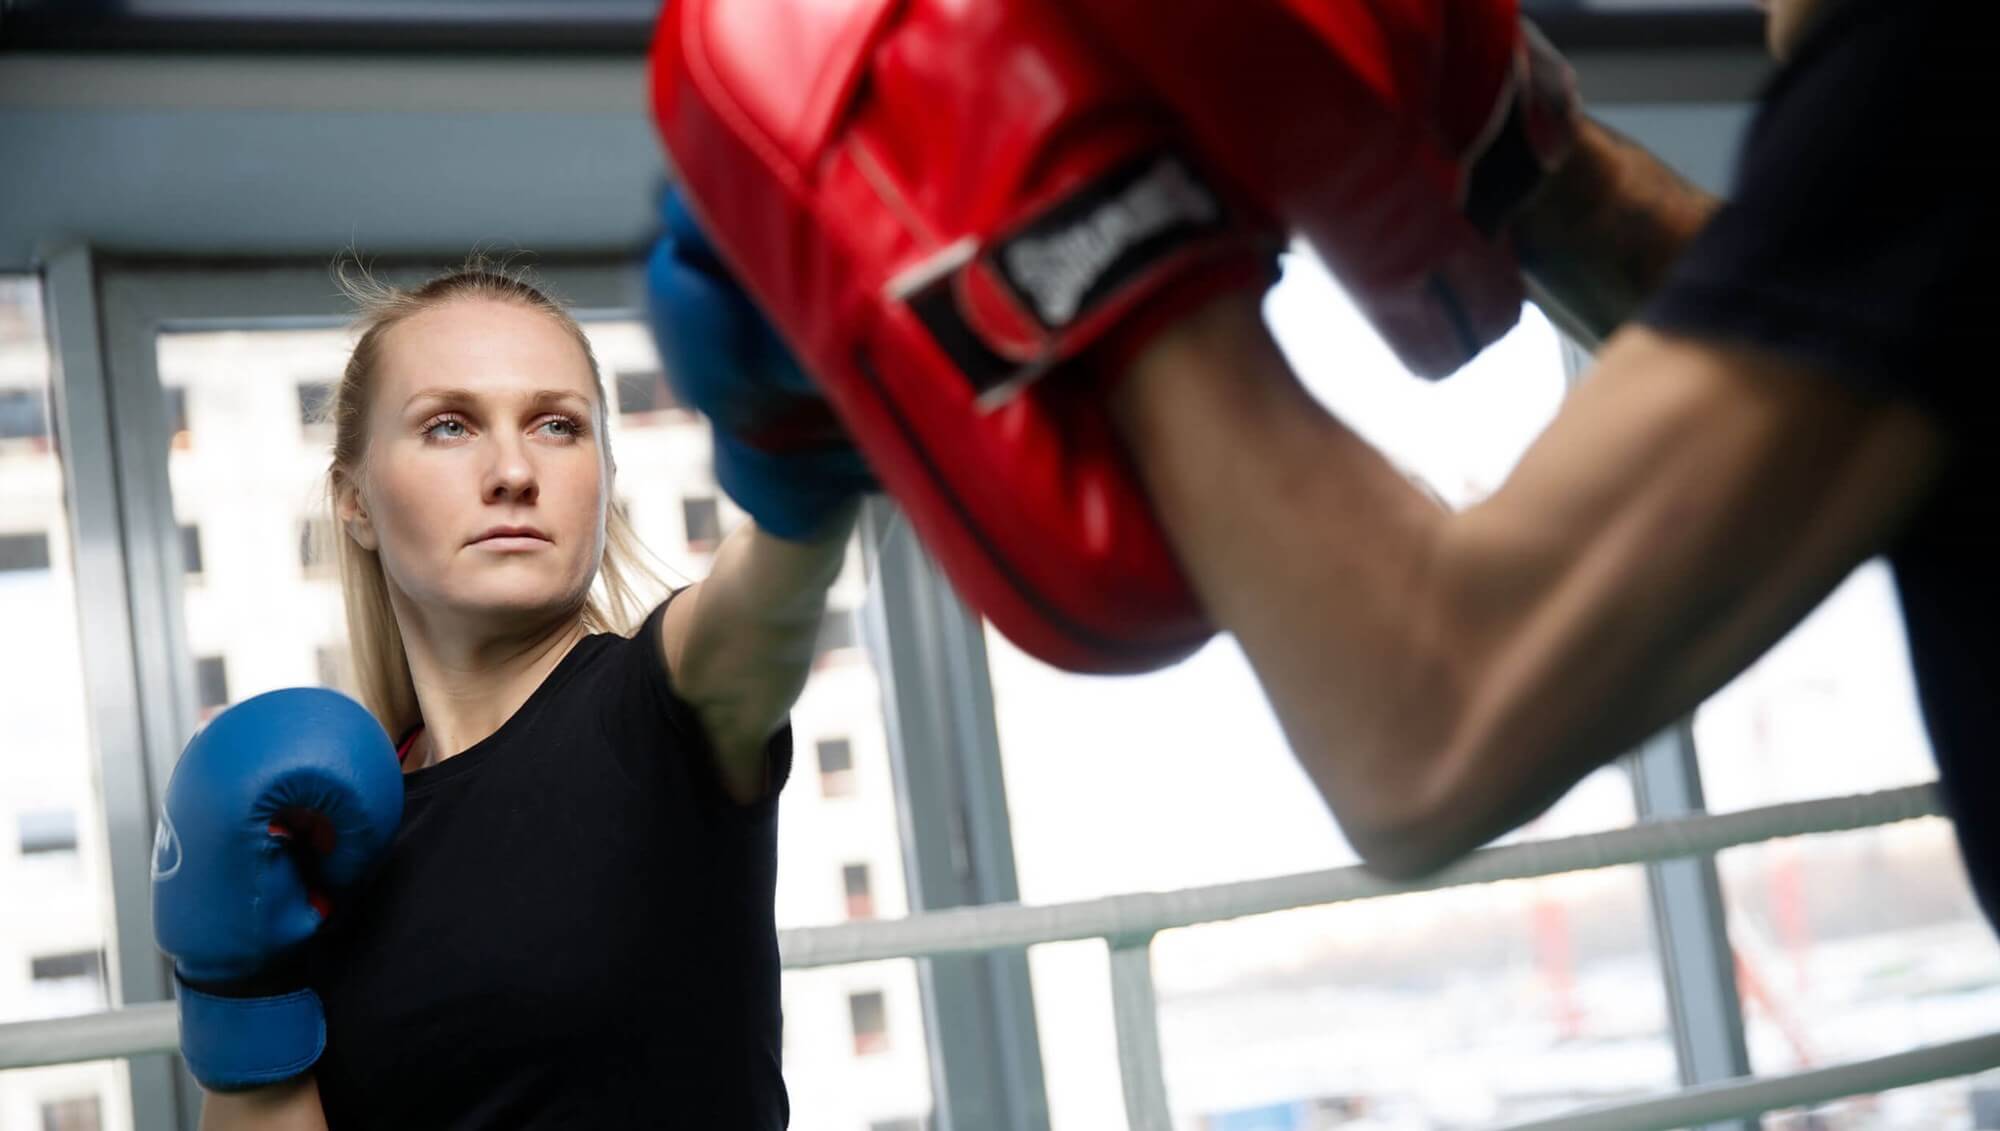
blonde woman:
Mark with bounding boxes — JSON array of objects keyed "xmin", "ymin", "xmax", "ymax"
[{"xmin": 154, "ymin": 224, "xmax": 867, "ymax": 1129}]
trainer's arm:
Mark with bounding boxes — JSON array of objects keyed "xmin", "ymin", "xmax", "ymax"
[
  {"xmin": 1512, "ymin": 116, "xmax": 1721, "ymax": 346},
  {"xmin": 660, "ymin": 508, "xmax": 858, "ymax": 802},
  {"xmin": 1113, "ymin": 290, "xmax": 1947, "ymax": 878},
  {"xmin": 200, "ymin": 1077, "xmax": 328, "ymax": 1131}
]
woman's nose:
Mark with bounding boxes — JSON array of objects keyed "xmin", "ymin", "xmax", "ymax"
[{"xmin": 484, "ymin": 441, "xmax": 538, "ymax": 503}]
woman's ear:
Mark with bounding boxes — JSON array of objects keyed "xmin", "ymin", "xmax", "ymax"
[{"xmin": 334, "ymin": 470, "xmax": 380, "ymax": 553}]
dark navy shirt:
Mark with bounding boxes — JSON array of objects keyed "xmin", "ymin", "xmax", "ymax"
[
  {"xmin": 309, "ymin": 597, "xmax": 792, "ymax": 1128},
  {"xmin": 1643, "ymin": 1, "xmax": 2000, "ymax": 922}
]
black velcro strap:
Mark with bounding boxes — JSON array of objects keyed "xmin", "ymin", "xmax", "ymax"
[{"xmin": 905, "ymin": 151, "xmax": 1234, "ymax": 400}]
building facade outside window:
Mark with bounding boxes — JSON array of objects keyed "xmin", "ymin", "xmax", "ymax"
[{"xmin": 0, "ymin": 274, "xmax": 132, "ymax": 1131}]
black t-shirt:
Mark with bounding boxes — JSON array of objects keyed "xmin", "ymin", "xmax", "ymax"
[
  {"xmin": 308, "ymin": 597, "xmax": 793, "ymax": 1129},
  {"xmin": 1642, "ymin": 2, "xmax": 2000, "ymax": 920}
]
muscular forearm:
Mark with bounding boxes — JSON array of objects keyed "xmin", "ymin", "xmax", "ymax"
[
  {"xmin": 1113, "ymin": 291, "xmax": 1467, "ymax": 859},
  {"xmin": 200, "ymin": 1077, "xmax": 327, "ymax": 1131},
  {"xmin": 1117, "ymin": 292, "xmax": 1944, "ymax": 878},
  {"xmin": 1511, "ymin": 116, "xmax": 1720, "ymax": 347}
]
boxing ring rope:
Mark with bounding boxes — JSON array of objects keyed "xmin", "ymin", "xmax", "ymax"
[{"xmin": 4, "ymin": 783, "xmax": 1992, "ymax": 1131}]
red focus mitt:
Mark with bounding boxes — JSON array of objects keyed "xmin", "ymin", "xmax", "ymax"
[
  {"xmin": 1070, "ymin": 0, "xmax": 1579, "ymax": 378},
  {"xmin": 650, "ymin": 0, "xmax": 1283, "ymax": 673}
]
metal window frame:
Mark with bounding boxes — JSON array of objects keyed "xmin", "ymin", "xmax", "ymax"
[
  {"xmin": 1628, "ymin": 724, "xmax": 1754, "ymax": 1131},
  {"xmin": 860, "ymin": 501, "xmax": 1052, "ymax": 1131},
  {"xmin": 42, "ymin": 246, "xmax": 185, "ymax": 1131},
  {"xmin": 1, "ymin": 1, "xmax": 1765, "ymax": 57}
]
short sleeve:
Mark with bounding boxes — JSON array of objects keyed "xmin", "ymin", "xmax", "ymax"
[{"xmin": 1639, "ymin": 0, "xmax": 1993, "ymax": 423}]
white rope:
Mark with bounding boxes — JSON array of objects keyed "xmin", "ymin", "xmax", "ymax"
[
  {"xmin": 778, "ymin": 784, "xmax": 1942, "ymax": 968},
  {"xmin": 0, "ymin": 785, "xmax": 1948, "ymax": 1075},
  {"xmin": 1499, "ymin": 1031, "xmax": 2000, "ymax": 1131}
]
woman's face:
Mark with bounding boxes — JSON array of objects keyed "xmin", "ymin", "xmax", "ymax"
[{"xmin": 341, "ymin": 298, "xmax": 608, "ymax": 634}]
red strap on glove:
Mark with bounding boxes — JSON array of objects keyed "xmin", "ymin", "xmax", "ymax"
[{"xmin": 651, "ymin": 0, "xmax": 1283, "ymax": 673}]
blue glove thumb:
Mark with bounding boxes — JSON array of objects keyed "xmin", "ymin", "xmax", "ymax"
[{"xmin": 646, "ymin": 187, "xmax": 874, "ymax": 541}]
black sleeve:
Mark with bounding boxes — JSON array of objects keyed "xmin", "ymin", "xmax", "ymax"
[
  {"xmin": 633, "ymin": 590, "xmax": 796, "ymax": 816},
  {"xmin": 1639, "ymin": 0, "xmax": 1993, "ymax": 424}
]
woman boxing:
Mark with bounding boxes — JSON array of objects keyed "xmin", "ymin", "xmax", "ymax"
[{"xmin": 155, "ymin": 261, "xmax": 846, "ymax": 1128}]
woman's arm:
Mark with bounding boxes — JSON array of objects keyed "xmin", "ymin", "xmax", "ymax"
[
  {"xmin": 658, "ymin": 507, "xmax": 859, "ymax": 802},
  {"xmin": 200, "ymin": 1077, "xmax": 328, "ymax": 1131}
]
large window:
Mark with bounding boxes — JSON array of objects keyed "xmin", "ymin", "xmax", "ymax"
[
  {"xmin": 151, "ymin": 301, "xmax": 934, "ymax": 1131},
  {"xmin": 0, "ymin": 275, "xmax": 132, "ymax": 1131},
  {"xmin": 989, "ymin": 252, "xmax": 1668, "ymax": 1127},
  {"xmin": 1695, "ymin": 564, "xmax": 2000, "ymax": 1126}
]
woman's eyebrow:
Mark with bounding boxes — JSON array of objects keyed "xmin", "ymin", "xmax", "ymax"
[{"xmin": 402, "ymin": 387, "xmax": 592, "ymax": 411}]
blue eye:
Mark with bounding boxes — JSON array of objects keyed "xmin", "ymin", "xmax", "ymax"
[
  {"xmin": 538, "ymin": 415, "xmax": 584, "ymax": 439},
  {"xmin": 423, "ymin": 416, "xmax": 468, "ymax": 440}
]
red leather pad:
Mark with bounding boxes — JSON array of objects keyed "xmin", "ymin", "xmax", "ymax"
[
  {"xmin": 1069, "ymin": 0, "xmax": 1530, "ymax": 379},
  {"xmin": 653, "ymin": 0, "xmax": 1281, "ymax": 673}
]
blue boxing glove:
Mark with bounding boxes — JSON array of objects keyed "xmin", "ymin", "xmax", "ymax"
[
  {"xmin": 645, "ymin": 186, "xmax": 875, "ymax": 541},
  {"xmin": 152, "ymin": 688, "xmax": 402, "ymax": 1091}
]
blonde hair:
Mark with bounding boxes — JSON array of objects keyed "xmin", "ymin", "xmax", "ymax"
[{"xmin": 322, "ymin": 257, "xmax": 667, "ymax": 737}]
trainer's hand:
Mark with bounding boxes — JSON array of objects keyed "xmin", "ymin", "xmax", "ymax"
[
  {"xmin": 153, "ymin": 688, "xmax": 402, "ymax": 1092},
  {"xmin": 645, "ymin": 186, "xmax": 875, "ymax": 542},
  {"xmin": 1068, "ymin": 0, "xmax": 1578, "ymax": 378}
]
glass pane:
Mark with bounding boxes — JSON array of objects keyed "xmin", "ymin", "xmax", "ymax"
[
  {"xmin": 0, "ymin": 276, "xmax": 134, "ymax": 1127},
  {"xmin": 993, "ymin": 252, "xmax": 1649, "ymax": 1128},
  {"xmin": 154, "ymin": 313, "xmax": 933, "ymax": 1130},
  {"xmin": 1692, "ymin": 561, "xmax": 2000, "ymax": 1123},
  {"xmin": 1155, "ymin": 869, "xmax": 1671, "ymax": 1127},
  {"xmin": 1029, "ymin": 872, "xmax": 1675, "ymax": 1131}
]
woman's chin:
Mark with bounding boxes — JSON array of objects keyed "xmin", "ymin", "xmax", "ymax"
[{"xmin": 451, "ymin": 581, "xmax": 588, "ymax": 625}]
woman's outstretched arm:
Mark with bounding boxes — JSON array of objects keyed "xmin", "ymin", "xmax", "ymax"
[
  {"xmin": 200, "ymin": 1076, "xmax": 328, "ymax": 1131},
  {"xmin": 657, "ymin": 508, "xmax": 858, "ymax": 802}
]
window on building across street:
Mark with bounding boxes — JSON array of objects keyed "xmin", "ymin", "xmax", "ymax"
[
  {"xmin": 163, "ymin": 384, "xmax": 190, "ymax": 449},
  {"xmin": 843, "ymin": 863, "xmax": 875, "ymax": 921},
  {"xmin": 180, "ymin": 523, "xmax": 204, "ymax": 579},
  {"xmin": 299, "ymin": 516, "xmax": 336, "ymax": 577},
  {"xmin": 0, "ymin": 386, "xmax": 47, "ymax": 444},
  {"xmin": 30, "ymin": 950, "xmax": 101, "ymax": 986},
  {"xmin": 817, "ymin": 737, "xmax": 855, "ymax": 798},
  {"xmin": 40, "ymin": 1095, "xmax": 102, "ymax": 1131},
  {"xmin": 296, "ymin": 379, "xmax": 334, "ymax": 429},
  {"xmin": 196, "ymin": 655, "xmax": 230, "ymax": 712},
  {"xmin": 25, "ymin": 948, "xmax": 107, "ymax": 1015},
  {"xmin": 682, "ymin": 495, "xmax": 722, "ymax": 553},
  {"xmin": 849, "ymin": 990, "xmax": 889, "ymax": 1056},
  {"xmin": 814, "ymin": 607, "xmax": 857, "ymax": 662},
  {"xmin": 0, "ymin": 531, "xmax": 51, "ymax": 573},
  {"xmin": 19, "ymin": 809, "xmax": 77, "ymax": 856},
  {"xmin": 615, "ymin": 368, "xmax": 678, "ymax": 417}
]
